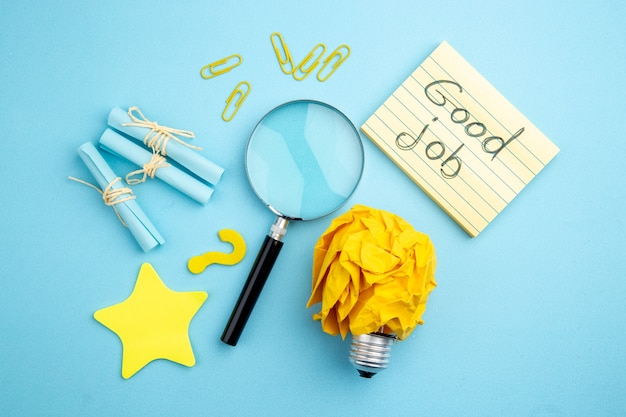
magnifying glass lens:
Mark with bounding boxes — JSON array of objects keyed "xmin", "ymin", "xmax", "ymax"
[{"xmin": 246, "ymin": 100, "xmax": 363, "ymax": 220}]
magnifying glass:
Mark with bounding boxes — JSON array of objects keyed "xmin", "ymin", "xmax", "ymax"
[{"xmin": 221, "ymin": 100, "xmax": 364, "ymax": 346}]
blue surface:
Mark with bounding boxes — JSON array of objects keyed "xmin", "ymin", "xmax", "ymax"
[{"xmin": 1, "ymin": 1, "xmax": 624, "ymax": 416}]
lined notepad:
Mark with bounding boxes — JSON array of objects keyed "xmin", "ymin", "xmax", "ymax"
[{"xmin": 361, "ymin": 41, "xmax": 559, "ymax": 237}]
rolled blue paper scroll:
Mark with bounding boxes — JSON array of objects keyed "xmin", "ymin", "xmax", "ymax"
[
  {"xmin": 107, "ymin": 107, "xmax": 224, "ymax": 186},
  {"xmin": 76, "ymin": 142, "xmax": 165, "ymax": 252},
  {"xmin": 99, "ymin": 129, "xmax": 214, "ymax": 205}
]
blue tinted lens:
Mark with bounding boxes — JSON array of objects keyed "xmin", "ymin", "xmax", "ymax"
[{"xmin": 246, "ymin": 101, "xmax": 364, "ymax": 220}]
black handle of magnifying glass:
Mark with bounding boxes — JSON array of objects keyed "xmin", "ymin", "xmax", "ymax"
[{"xmin": 221, "ymin": 233, "xmax": 284, "ymax": 346}]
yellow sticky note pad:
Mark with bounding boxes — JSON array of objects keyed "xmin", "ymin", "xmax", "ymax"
[
  {"xmin": 361, "ymin": 41, "xmax": 559, "ymax": 237},
  {"xmin": 94, "ymin": 263, "xmax": 207, "ymax": 379}
]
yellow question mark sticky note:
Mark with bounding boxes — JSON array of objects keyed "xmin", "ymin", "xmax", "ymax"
[{"xmin": 188, "ymin": 229, "xmax": 246, "ymax": 274}]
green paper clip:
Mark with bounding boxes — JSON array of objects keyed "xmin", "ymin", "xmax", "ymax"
[
  {"xmin": 317, "ymin": 44, "xmax": 351, "ymax": 82},
  {"xmin": 200, "ymin": 54, "xmax": 242, "ymax": 79},
  {"xmin": 270, "ymin": 32, "xmax": 295, "ymax": 75},
  {"xmin": 293, "ymin": 43, "xmax": 326, "ymax": 81},
  {"xmin": 222, "ymin": 81, "xmax": 251, "ymax": 122}
]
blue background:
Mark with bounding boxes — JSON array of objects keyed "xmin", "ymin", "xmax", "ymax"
[{"xmin": 1, "ymin": 1, "xmax": 624, "ymax": 416}]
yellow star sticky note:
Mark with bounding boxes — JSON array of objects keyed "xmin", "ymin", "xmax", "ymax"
[{"xmin": 94, "ymin": 263, "xmax": 208, "ymax": 379}]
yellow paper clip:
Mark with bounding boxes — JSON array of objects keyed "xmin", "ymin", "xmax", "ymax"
[
  {"xmin": 222, "ymin": 81, "xmax": 251, "ymax": 122},
  {"xmin": 293, "ymin": 43, "xmax": 326, "ymax": 81},
  {"xmin": 317, "ymin": 44, "xmax": 351, "ymax": 82},
  {"xmin": 200, "ymin": 54, "xmax": 242, "ymax": 79},
  {"xmin": 270, "ymin": 32, "xmax": 295, "ymax": 75}
]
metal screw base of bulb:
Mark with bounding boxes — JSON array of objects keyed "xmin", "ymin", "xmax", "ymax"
[{"xmin": 349, "ymin": 332, "xmax": 396, "ymax": 378}]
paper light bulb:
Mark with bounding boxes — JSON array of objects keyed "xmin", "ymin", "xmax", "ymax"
[{"xmin": 307, "ymin": 205, "xmax": 437, "ymax": 378}]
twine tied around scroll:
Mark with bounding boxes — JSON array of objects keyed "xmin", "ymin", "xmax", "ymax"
[
  {"xmin": 122, "ymin": 106, "xmax": 201, "ymax": 156},
  {"xmin": 125, "ymin": 151, "xmax": 171, "ymax": 185},
  {"xmin": 68, "ymin": 176, "xmax": 136, "ymax": 227}
]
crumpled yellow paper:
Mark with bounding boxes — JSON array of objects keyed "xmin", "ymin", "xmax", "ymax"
[{"xmin": 306, "ymin": 205, "xmax": 437, "ymax": 340}]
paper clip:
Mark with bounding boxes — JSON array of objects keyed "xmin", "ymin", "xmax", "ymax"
[
  {"xmin": 222, "ymin": 81, "xmax": 251, "ymax": 122},
  {"xmin": 293, "ymin": 43, "xmax": 326, "ymax": 81},
  {"xmin": 317, "ymin": 44, "xmax": 351, "ymax": 82},
  {"xmin": 270, "ymin": 32, "xmax": 295, "ymax": 75},
  {"xmin": 200, "ymin": 54, "xmax": 242, "ymax": 79}
]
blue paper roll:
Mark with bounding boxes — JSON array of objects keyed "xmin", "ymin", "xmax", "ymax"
[
  {"xmin": 99, "ymin": 129, "xmax": 214, "ymax": 205},
  {"xmin": 76, "ymin": 142, "xmax": 165, "ymax": 252},
  {"xmin": 107, "ymin": 107, "xmax": 224, "ymax": 186}
]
